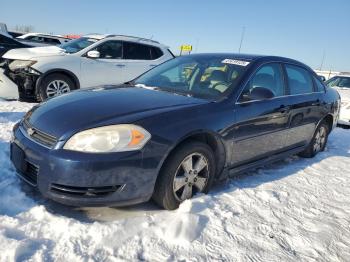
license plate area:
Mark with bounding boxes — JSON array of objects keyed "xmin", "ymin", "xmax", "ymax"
[
  {"xmin": 10, "ymin": 142, "xmax": 26, "ymax": 173},
  {"xmin": 10, "ymin": 143, "xmax": 39, "ymax": 186}
]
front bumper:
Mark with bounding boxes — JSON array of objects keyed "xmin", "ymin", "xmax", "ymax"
[
  {"xmin": 0, "ymin": 60, "xmax": 40, "ymax": 101},
  {"xmin": 10, "ymin": 125, "xmax": 160, "ymax": 207},
  {"xmin": 0, "ymin": 68, "xmax": 19, "ymax": 100}
]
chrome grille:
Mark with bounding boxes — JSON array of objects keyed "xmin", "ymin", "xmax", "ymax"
[
  {"xmin": 23, "ymin": 119, "xmax": 57, "ymax": 148},
  {"xmin": 50, "ymin": 184, "xmax": 122, "ymax": 197}
]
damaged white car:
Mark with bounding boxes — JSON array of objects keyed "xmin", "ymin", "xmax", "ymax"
[{"xmin": 0, "ymin": 34, "xmax": 174, "ymax": 101}]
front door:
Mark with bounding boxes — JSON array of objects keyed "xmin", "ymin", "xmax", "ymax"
[
  {"xmin": 230, "ymin": 63, "xmax": 291, "ymax": 166},
  {"xmin": 80, "ymin": 40, "xmax": 126, "ymax": 88}
]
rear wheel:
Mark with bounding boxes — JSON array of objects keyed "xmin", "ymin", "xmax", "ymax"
[
  {"xmin": 38, "ymin": 73, "xmax": 76, "ymax": 101},
  {"xmin": 152, "ymin": 142, "xmax": 216, "ymax": 210},
  {"xmin": 299, "ymin": 122, "xmax": 329, "ymax": 158}
]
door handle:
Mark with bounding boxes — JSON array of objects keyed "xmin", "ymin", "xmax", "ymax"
[
  {"xmin": 278, "ymin": 105, "xmax": 290, "ymax": 114},
  {"xmin": 149, "ymin": 64, "xmax": 157, "ymax": 67},
  {"xmin": 115, "ymin": 64, "xmax": 126, "ymax": 67}
]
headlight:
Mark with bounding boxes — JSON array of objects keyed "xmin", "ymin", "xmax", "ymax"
[
  {"xmin": 63, "ymin": 124, "xmax": 151, "ymax": 153},
  {"xmin": 9, "ymin": 60, "xmax": 36, "ymax": 71}
]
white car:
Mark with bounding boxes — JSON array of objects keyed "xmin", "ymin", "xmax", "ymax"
[
  {"xmin": 0, "ymin": 34, "xmax": 174, "ymax": 101},
  {"xmin": 325, "ymin": 75, "xmax": 350, "ymax": 126},
  {"xmin": 17, "ymin": 33, "xmax": 71, "ymax": 45}
]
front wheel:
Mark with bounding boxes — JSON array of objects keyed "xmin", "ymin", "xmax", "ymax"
[
  {"xmin": 299, "ymin": 122, "xmax": 329, "ymax": 158},
  {"xmin": 38, "ymin": 73, "xmax": 76, "ymax": 101},
  {"xmin": 152, "ymin": 142, "xmax": 216, "ymax": 210}
]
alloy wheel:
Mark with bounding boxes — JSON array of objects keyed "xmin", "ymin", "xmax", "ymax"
[
  {"xmin": 173, "ymin": 153, "xmax": 209, "ymax": 201},
  {"xmin": 313, "ymin": 126, "xmax": 327, "ymax": 153},
  {"xmin": 46, "ymin": 80, "xmax": 71, "ymax": 98}
]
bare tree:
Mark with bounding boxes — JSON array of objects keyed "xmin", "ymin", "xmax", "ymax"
[{"xmin": 14, "ymin": 24, "xmax": 34, "ymax": 33}]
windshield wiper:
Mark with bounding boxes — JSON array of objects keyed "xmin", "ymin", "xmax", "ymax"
[{"xmin": 135, "ymin": 84, "xmax": 193, "ymax": 97}]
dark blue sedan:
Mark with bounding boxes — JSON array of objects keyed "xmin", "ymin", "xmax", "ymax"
[{"xmin": 10, "ymin": 54, "xmax": 340, "ymax": 210}]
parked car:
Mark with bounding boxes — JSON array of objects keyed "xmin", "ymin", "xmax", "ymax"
[
  {"xmin": 1, "ymin": 34, "xmax": 174, "ymax": 101},
  {"xmin": 17, "ymin": 33, "xmax": 71, "ymax": 45},
  {"xmin": 0, "ymin": 33, "xmax": 32, "ymax": 58},
  {"xmin": 325, "ymin": 75, "xmax": 350, "ymax": 126},
  {"xmin": 10, "ymin": 54, "xmax": 340, "ymax": 210}
]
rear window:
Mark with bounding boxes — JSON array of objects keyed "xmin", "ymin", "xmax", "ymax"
[{"xmin": 285, "ymin": 65, "xmax": 313, "ymax": 95}]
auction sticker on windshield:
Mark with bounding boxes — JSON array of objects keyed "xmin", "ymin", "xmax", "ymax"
[{"xmin": 222, "ymin": 59, "xmax": 250, "ymax": 66}]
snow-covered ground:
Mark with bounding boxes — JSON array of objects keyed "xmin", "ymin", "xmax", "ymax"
[{"xmin": 0, "ymin": 100, "xmax": 349, "ymax": 261}]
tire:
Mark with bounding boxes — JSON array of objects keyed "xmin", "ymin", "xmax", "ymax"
[
  {"xmin": 38, "ymin": 73, "xmax": 76, "ymax": 101},
  {"xmin": 298, "ymin": 121, "xmax": 329, "ymax": 158},
  {"xmin": 152, "ymin": 141, "xmax": 216, "ymax": 210}
]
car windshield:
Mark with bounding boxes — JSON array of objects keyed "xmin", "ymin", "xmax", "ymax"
[
  {"xmin": 60, "ymin": 37, "xmax": 98, "ymax": 54},
  {"xmin": 326, "ymin": 77, "xmax": 350, "ymax": 89},
  {"xmin": 134, "ymin": 56, "xmax": 250, "ymax": 100}
]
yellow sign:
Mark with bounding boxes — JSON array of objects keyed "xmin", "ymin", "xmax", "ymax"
[{"xmin": 181, "ymin": 45, "xmax": 192, "ymax": 52}]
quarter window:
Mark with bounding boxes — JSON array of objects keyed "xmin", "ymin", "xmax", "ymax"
[
  {"xmin": 94, "ymin": 41, "xmax": 122, "ymax": 59},
  {"xmin": 285, "ymin": 65, "xmax": 313, "ymax": 95},
  {"xmin": 240, "ymin": 63, "xmax": 285, "ymax": 101}
]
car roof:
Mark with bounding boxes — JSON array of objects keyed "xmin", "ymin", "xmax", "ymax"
[
  {"xmin": 20, "ymin": 32, "xmax": 70, "ymax": 39},
  {"xmin": 186, "ymin": 53, "xmax": 312, "ymax": 70},
  {"xmin": 82, "ymin": 34, "xmax": 167, "ymax": 47}
]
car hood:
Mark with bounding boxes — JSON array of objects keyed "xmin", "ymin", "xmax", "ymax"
[
  {"xmin": 2, "ymin": 46, "xmax": 66, "ymax": 60},
  {"xmin": 27, "ymin": 86, "xmax": 208, "ymax": 139}
]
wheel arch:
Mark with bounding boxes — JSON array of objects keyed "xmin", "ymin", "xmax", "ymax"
[
  {"xmin": 158, "ymin": 130, "xmax": 227, "ymax": 181},
  {"xmin": 320, "ymin": 114, "xmax": 334, "ymax": 132},
  {"xmin": 35, "ymin": 69, "xmax": 80, "ymax": 95}
]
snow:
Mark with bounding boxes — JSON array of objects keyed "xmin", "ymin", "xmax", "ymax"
[{"xmin": 0, "ymin": 100, "xmax": 350, "ymax": 261}]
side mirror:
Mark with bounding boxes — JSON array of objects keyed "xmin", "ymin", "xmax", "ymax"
[
  {"xmin": 318, "ymin": 75, "xmax": 326, "ymax": 82},
  {"xmin": 248, "ymin": 87, "xmax": 274, "ymax": 101},
  {"xmin": 87, "ymin": 50, "xmax": 100, "ymax": 59}
]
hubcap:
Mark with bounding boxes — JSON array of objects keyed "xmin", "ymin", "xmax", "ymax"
[
  {"xmin": 313, "ymin": 126, "xmax": 327, "ymax": 153},
  {"xmin": 173, "ymin": 153, "xmax": 209, "ymax": 202},
  {"xmin": 46, "ymin": 80, "xmax": 71, "ymax": 98}
]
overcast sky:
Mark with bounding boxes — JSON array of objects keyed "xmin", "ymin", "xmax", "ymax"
[{"xmin": 2, "ymin": 0, "xmax": 349, "ymax": 71}]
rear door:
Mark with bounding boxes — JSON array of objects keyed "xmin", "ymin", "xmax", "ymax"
[
  {"xmin": 80, "ymin": 40, "xmax": 126, "ymax": 87},
  {"xmin": 283, "ymin": 64, "xmax": 324, "ymax": 148},
  {"xmin": 231, "ymin": 63, "xmax": 291, "ymax": 166},
  {"xmin": 122, "ymin": 42, "xmax": 166, "ymax": 81}
]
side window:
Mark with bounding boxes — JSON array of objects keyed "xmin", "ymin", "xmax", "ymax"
[
  {"xmin": 94, "ymin": 41, "xmax": 122, "ymax": 59},
  {"xmin": 124, "ymin": 42, "xmax": 151, "ymax": 60},
  {"xmin": 44, "ymin": 38, "xmax": 61, "ymax": 44},
  {"xmin": 150, "ymin": 46, "xmax": 163, "ymax": 59},
  {"xmin": 338, "ymin": 78, "xmax": 350, "ymax": 88},
  {"xmin": 27, "ymin": 36, "xmax": 44, "ymax": 42},
  {"xmin": 285, "ymin": 65, "xmax": 313, "ymax": 95},
  {"xmin": 313, "ymin": 76, "xmax": 325, "ymax": 92},
  {"xmin": 325, "ymin": 77, "xmax": 339, "ymax": 87},
  {"xmin": 240, "ymin": 63, "xmax": 284, "ymax": 101}
]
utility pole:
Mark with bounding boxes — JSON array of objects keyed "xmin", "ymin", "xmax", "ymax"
[
  {"xmin": 319, "ymin": 50, "xmax": 326, "ymax": 71},
  {"xmin": 238, "ymin": 26, "xmax": 245, "ymax": 53}
]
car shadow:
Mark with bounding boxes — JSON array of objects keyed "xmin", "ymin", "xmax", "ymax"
[{"xmin": 1, "ymin": 129, "xmax": 349, "ymax": 223}]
